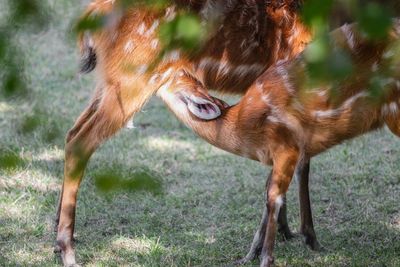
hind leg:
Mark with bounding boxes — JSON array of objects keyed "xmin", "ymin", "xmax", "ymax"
[
  {"xmin": 55, "ymin": 81, "xmax": 154, "ymax": 267},
  {"xmin": 297, "ymin": 160, "xmax": 321, "ymax": 251},
  {"xmin": 235, "ymin": 171, "xmax": 293, "ymax": 266},
  {"xmin": 386, "ymin": 113, "xmax": 400, "ymax": 137},
  {"xmin": 55, "ymin": 89, "xmax": 102, "ymax": 233}
]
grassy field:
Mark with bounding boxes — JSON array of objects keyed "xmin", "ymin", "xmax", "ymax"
[{"xmin": 1, "ymin": 1, "xmax": 400, "ymax": 266}]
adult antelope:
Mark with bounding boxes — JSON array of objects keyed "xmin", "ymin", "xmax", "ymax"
[
  {"xmin": 55, "ymin": 1, "xmax": 316, "ymax": 265},
  {"xmin": 160, "ymin": 21, "xmax": 400, "ymax": 266}
]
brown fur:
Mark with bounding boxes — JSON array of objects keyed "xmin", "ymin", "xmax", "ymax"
[
  {"xmin": 56, "ymin": 1, "xmax": 399, "ymax": 266},
  {"xmin": 55, "ymin": 1, "xmax": 313, "ymax": 266},
  {"xmin": 160, "ymin": 21, "xmax": 400, "ymax": 266}
]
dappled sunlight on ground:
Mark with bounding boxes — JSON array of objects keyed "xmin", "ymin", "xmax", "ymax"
[
  {"xmin": 146, "ymin": 137, "xmax": 196, "ymax": 153},
  {"xmin": 3, "ymin": 245, "xmax": 52, "ymax": 266},
  {"xmin": 111, "ymin": 235, "xmax": 163, "ymax": 255},
  {"xmin": 0, "ymin": 102, "xmax": 14, "ymax": 113},
  {"xmin": 35, "ymin": 148, "xmax": 64, "ymax": 162}
]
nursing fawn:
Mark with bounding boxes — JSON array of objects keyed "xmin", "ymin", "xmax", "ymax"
[{"xmin": 158, "ymin": 21, "xmax": 400, "ymax": 266}]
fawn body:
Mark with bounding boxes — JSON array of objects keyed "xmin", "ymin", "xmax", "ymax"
[{"xmin": 159, "ymin": 21, "xmax": 400, "ymax": 266}]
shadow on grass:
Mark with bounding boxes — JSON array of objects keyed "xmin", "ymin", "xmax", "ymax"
[
  {"xmin": 1, "ymin": 97, "xmax": 399, "ymax": 266},
  {"xmin": 1, "ymin": 139, "xmax": 399, "ymax": 266}
]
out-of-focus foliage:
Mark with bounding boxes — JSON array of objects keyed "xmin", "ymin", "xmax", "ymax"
[
  {"xmin": 94, "ymin": 167, "xmax": 163, "ymax": 195},
  {"xmin": 1, "ymin": 0, "xmax": 50, "ymax": 98},
  {"xmin": 159, "ymin": 13, "xmax": 204, "ymax": 52},
  {"xmin": 0, "ymin": 146, "xmax": 25, "ymax": 170},
  {"xmin": 302, "ymin": 0, "xmax": 400, "ymax": 94}
]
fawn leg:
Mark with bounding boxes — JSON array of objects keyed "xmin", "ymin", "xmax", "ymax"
[
  {"xmin": 297, "ymin": 160, "xmax": 321, "ymax": 251},
  {"xmin": 235, "ymin": 172, "xmax": 292, "ymax": 265},
  {"xmin": 277, "ymin": 194, "xmax": 293, "ymax": 240},
  {"xmin": 259, "ymin": 150, "xmax": 299, "ymax": 267}
]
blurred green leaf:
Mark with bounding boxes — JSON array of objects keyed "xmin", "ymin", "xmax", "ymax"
[
  {"xmin": 120, "ymin": 0, "xmax": 169, "ymax": 9},
  {"xmin": 94, "ymin": 172, "xmax": 121, "ymax": 193},
  {"xmin": 122, "ymin": 171, "xmax": 163, "ymax": 194},
  {"xmin": 304, "ymin": 36, "xmax": 330, "ymax": 63},
  {"xmin": 0, "ymin": 148, "xmax": 25, "ymax": 170},
  {"xmin": 19, "ymin": 114, "xmax": 42, "ymax": 134},
  {"xmin": 358, "ymin": 2, "xmax": 392, "ymax": 40},
  {"xmin": 2, "ymin": 71, "xmax": 27, "ymax": 98},
  {"xmin": 0, "ymin": 33, "xmax": 7, "ymax": 61},
  {"xmin": 94, "ymin": 168, "xmax": 163, "ymax": 195},
  {"xmin": 9, "ymin": 0, "xmax": 50, "ymax": 30},
  {"xmin": 305, "ymin": 34, "xmax": 353, "ymax": 85},
  {"xmin": 159, "ymin": 13, "xmax": 203, "ymax": 52},
  {"xmin": 43, "ymin": 121, "xmax": 62, "ymax": 143},
  {"xmin": 301, "ymin": 0, "xmax": 334, "ymax": 27},
  {"xmin": 74, "ymin": 14, "xmax": 106, "ymax": 33}
]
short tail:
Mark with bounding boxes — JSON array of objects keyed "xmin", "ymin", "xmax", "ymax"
[{"xmin": 78, "ymin": 31, "xmax": 97, "ymax": 73}]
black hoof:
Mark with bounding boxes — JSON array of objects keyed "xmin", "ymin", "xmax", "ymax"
[
  {"xmin": 304, "ymin": 235, "xmax": 323, "ymax": 251},
  {"xmin": 234, "ymin": 256, "xmax": 254, "ymax": 266},
  {"xmin": 279, "ymin": 227, "xmax": 295, "ymax": 241},
  {"xmin": 53, "ymin": 244, "xmax": 61, "ymax": 254}
]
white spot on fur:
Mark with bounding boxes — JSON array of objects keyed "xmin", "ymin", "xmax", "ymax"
[
  {"xmin": 266, "ymin": 115, "xmax": 281, "ymax": 124},
  {"xmin": 163, "ymin": 50, "xmax": 181, "ymax": 62},
  {"xmin": 382, "ymin": 101, "xmax": 399, "ymax": 116},
  {"xmin": 198, "ymin": 57, "xmax": 263, "ymax": 79},
  {"xmin": 383, "ymin": 50, "xmax": 395, "ymax": 59},
  {"xmin": 145, "ymin": 20, "xmax": 159, "ymax": 37},
  {"xmin": 157, "ymin": 79, "xmax": 174, "ymax": 96},
  {"xmin": 292, "ymin": 99, "xmax": 305, "ymax": 112},
  {"xmin": 126, "ymin": 119, "xmax": 135, "ymax": 129},
  {"xmin": 371, "ymin": 62, "xmax": 379, "ymax": 72},
  {"xmin": 317, "ymin": 89, "xmax": 328, "ymax": 97},
  {"xmin": 165, "ymin": 6, "xmax": 176, "ymax": 22},
  {"xmin": 276, "ymin": 64, "xmax": 295, "ymax": 94},
  {"xmin": 341, "ymin": 24, "xmax": 355, "ymax": 50},
  {"xmin": 389, "ymin": 102, "xmax": 398, "ymax": 114},
  {"xmin": 256, "ymin": 80, "xmax": 264, "ymax": 91},
  {"xmin": 149, "ymin": 74, "xmax": 160, "ymax": 84},
  {"xmin": 313, "ymin": 91, "xmax": 368, "ymax": 118},
  {"xmin": 262, "ymin": 93, "xmax": 271, "ymax": 105},
  {"xmin": 151, "ymin": 39, "xmax": 159, "ymax": 49},
  {"xmin": 274, "ymin": 195, "xmax": 284, "ymax": 220},
  {"xmin": 137, "ymin": 64, "xmax": 148, "ymax": 75},
  {"xmin": 234, "ymin": 64, "xmax": 263, "ymax": 78},
  {"xmin": 200, "ymin": 0, "xmax": 226, "ymax": 22},
  {"xmin": 159, "ymin": 68, "xmax": 174, "ymax": 83},
  {"xmin": 111, "ymin": 32, "xmax": 119, "ymax": 42},
  {"xmin": 382, "ymin": 78, "xmax": 396, "ymax": 87},
  {"xmin": 137, "ymin": 23, "xmax": 146, "ymax": 35},
  {"xmin": 124, "ymin": 40, "xmax": 135, "ymax": 53}
]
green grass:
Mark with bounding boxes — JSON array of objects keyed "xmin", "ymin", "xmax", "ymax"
[{"xmin": 1, "ymin": 1, "xmax": 400, "ymax": 266}]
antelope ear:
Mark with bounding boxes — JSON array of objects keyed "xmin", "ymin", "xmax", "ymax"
[{"xmin": 186, "ymin": 95, "xmax": 221, "ymax": 120}]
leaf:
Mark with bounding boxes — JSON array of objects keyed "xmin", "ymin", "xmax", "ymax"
[
  {"xmin": 93, "ymin": 168, "xmax": 163, "ymax": 195},
  {"xmin": 357, "ymin": 3, "xmax": 392, "ymax": 40},
  {"xmin": 159, "ymin": 13, "xmax": 203, "ymax": 52},
  {"xmin": 0, "ymin": 148, "xmax": 25, "ymax": 170}
]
